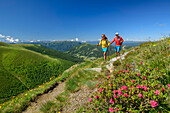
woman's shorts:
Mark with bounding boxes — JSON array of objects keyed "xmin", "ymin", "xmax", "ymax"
[
  {"xmin": 102, "ymin": 48, "xmax": 108, "ymax": 52},
  {"xmin": 115, "ymin": 46, "xmax": 121, "ymax": 52}
]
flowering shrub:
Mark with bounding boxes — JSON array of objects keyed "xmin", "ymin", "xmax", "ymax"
[{"xmin": 88, "ymin": 63, "xmax": 170, "ymax": 112}]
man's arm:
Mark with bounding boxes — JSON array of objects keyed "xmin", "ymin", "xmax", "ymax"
[
  {"xmin": 110, "ymin": 38, "xmax": 115, "ymax": 44},
  {"xmin": 120, "ymin": 37, "xmax": 124, "ymax": 42}
]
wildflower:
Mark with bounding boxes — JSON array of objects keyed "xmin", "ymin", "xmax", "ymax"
[
  {"xmin": 129, "ymin": 79, "xmax": 131, "ymax": 81},
  {"xmin": 153, "ymin": 44, "xmax": 156, "ymax": 46},
  {"xmin": 121, "ymin": 86, "xmax": 128, "ymax": 90},
  {"xmin": 150, "ymin": 100, "xmax": 158, "ymax": 107},
  {"xmin": 99, "ymin": 88, "xmax": 103, "ymax": 93},
  {"xmin": 130, "ymin": 86, "xmax": 134, "ymax": 89},
  {"xmin": 140, "ymin": 61, "xmax": 143, "ymax": 64},
  {"xmin": 121, "ymin": 70, "xmax": 123, "ymax": 72},
  {"xmin": 95, "ymin": 95, "xmax": 99, "ymax": 99},
  {"xmin": 109, "ymin": 107, "xmax": 115, "ymax": 112},
  {"xmin": 89, "ymin": 98, "xmax": 92, "ymax": 102},
  {"xmin": 25, "ymin": 94, "xmax": 27, "ymax": 96},
  {"xmin": 155, "ymin": 68, "xmax": 158, "ymax": 70},
  {"xmin": 118, "ymin": 90, "xmax": 123, "ymax": 96},
  {"xmin": 137, "ymin": 85, "xmax": 142, "ymax": 89},
  {"xmin": 161, "ymin": 88, "xmax": 165, "ymax": 92},
  {"xmin": 96, "ymin": 108, "xmax": 98, "ymax": 110},
  {"xmin": 167, "ymin": 84, "xmax": 170, "ymax": 89},
  {"xmin": 122, "ymin": 79, "xmax": 126, "ymax": 81},
  {"xmin": 127, "ymin": 65, "xmax": 129, "ymax": 67},
  {"xmin": 115, "ymin": 108, "xmax": 119, "ymax": 111},
  {"xmin": 111, "ymin": 84, "xmax": 113, "ymax": 86},
  {"xmin": 123, "ymin": 93, "xmax": 129, "ymax": 97},
  {"xmin": 132, "ymin": 80, "xmax": 135, "ymax": 83},
  {"xmin": 139, "ymin": 93, "xmax": 143, "ymax": 98},
  {"xmin": 0, "ymin": 106, "xmax": 1, "ymax": 109},
  {"xmin": 143, "ymin": 76, "xmax": 146, "ymax": 79},
  {"xmin": 161, "ymin": 38, "xmax": 163, "ymax": 40},
  {"xmin": 113, "ymin": 95, "xmax": 118, "ymax": 98},
  {"xmin": 142, "ymin": 86, "xmax": 147, "ymax": 91},
  {"xmin": 153, "ymin": 90, "xmax": 160, "ymax": 95},
  {"xmin": 126, "ymin": 70, "xmax": 129, "ymax": 72},
  {"xmin": 96, "ymin": 84, "xmax": 98, "ymax": 87},
  {"xmin": 137, "ymin": 73, "xmax": 140, "ymax": 76},
  {"xmin": 110, "ymin": 99, "xmax": 115, "ymax": 104},
  {"xmin": 107, "ymin": 76, "xmax": 110, "ymax": 79},
  {"xmin": 113, "ymin": 90, "xmax": 117, "ymax": 94},
  {"xmin": 145, "ymin": 51, "xmax": 147, "ymax": 53}
]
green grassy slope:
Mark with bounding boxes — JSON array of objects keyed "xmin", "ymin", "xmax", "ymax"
[
  {"xmin": 65, "ymin": 43, "xmax": 115, "ymax": 60},
  {"xmin": 0, "ymin": 43, "xmax": 74, "ymax": 103},
  {"xmin": 15, "ymin": 44, "xmax": 83, "ymax": 63},
  {"xmin": 29, "ymin": 41, "xmax": 82, "ymax": 52}
]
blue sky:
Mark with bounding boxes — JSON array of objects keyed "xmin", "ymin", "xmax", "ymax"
[{"xmin": 0, "ymin": 0, "xmax": 170, "ymax": 42}]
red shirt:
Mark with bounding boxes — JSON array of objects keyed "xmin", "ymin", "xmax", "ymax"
[{"xmin": 111, "ymin": 36, "xmax": 124, "ymax": 46}]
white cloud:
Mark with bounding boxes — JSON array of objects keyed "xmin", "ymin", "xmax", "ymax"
[
  {"xmin": 0, "ymin": 34, "xmax": 5, "ymax": 38},
  {"xmin": 75, "ymin": 38, "xmax": 78, "ymax": 41},
  {"xmin": 15, "ymin": 39, "xmax": 19, "ymax": 42},
  {"xmin": 6, "ymin": 36, "xmax": 10, "ymax": 38}
]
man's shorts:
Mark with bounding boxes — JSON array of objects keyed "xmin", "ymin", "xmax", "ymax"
[
  {"xmin": 102, "ymin": 48, "xmax": 108, "ymax": 52},
  {"xmin": 115, "ymin": 46, "xmax": 121, "ymax": 52}
]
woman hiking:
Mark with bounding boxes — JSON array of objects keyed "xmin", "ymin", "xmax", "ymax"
[{"xmin": 97, "ymin": 34, "xmax": 110, "ymax": 60}]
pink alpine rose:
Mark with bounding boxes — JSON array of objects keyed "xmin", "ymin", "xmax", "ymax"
[
  {"xmin": 109, "ymin": 107, "xmax": 115, "ymax": 112},
  {"xmin": 142, "ymin": 86, "xmax": 147, "ymax": 91},
  {"xmin": 113, "ymin": 90, "xmax": 117, "ymax": 94},
  {"xmin": 89, "ymin": 98, "xmax": 92, "ymax": 102},
  {"xmin": 123, "ymin": 93, "xmax": 129, "ymax": 97},
  {"xmin": 139, "ymin": 93, "xmax": 143, "ymax": 98},
  {"xmin": 137, "ymin": 73, "xmax": 140, "ymax": 76},
  {"xmin": 140, "ymin": 61, "xmax": 143, "ymax": 64},
  {"xmin": 132, "ymin": 80, "xmax": 135, "ymax": 83},
  {"xmin": 118, "ymin": 90, "xmax": 123, "ymax": 96},
  {"xmin": 113, "ymin": 95, "xmax": 118, "ymax": 98},
  {"xmin": 110, "ymin": 99, "xmax": 115, "ymax": 104},
  {"xmin": 153, "ymin": 90, "xmax": 160, "ymax": 95},
  {"xmin": 95, "ymin": 95, "xmax": 99, "ymax": 99},
  {"xmin": 143, "ymin": 76, "xmax": 146, "ymax": 79},
  {"xmin": 150, "ymin": 100, "xmax": 158, "ymax": 107},
  {"xmin": 137, "ymin": 84, "xmax": 142, "ymax": 89}
]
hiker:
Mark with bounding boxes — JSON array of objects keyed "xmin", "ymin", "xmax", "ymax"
[
  {"xmin": 97, "ymin": 34, "xmax": 110, "ymax": 60},
  {"xmin": 111, "ymin": 32, "xmax": 124, "ymax": 56}
]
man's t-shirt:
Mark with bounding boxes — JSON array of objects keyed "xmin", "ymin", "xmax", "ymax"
[{"xmin": 111, "ymin": 36, "xmax": 124, "ymax": 46}]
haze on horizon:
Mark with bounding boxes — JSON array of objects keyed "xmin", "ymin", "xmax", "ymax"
[{"xmin": 0, "ymin": 0, "xmax": 170, "ymax": 42}]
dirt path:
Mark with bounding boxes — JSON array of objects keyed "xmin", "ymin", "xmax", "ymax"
[{"xmin": 23, "ymin": 82, "xmax": 65, "ymax": 113}]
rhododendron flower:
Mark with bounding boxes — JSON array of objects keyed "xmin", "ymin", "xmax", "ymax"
[
  {"xmin": 115, "ymin": 108, "xmax": 119, "ymax": 111},
  {"xmin": 107, "ymin": 76, "xmax": 110, "ymax": 79},
  {"xmin": 89, "ymin": 98, "xmax": 92, "ymax": 102},
  {"xmin": 139, "ymin": 93, "xmax": 143, "ymax": 98},
  {"xmin": 110, "ymin": 99, "xmax": 115, "ymax": 104},
  {"xmin": 121, "ymin": 86, "xmax": 128, "ymax": 90},
  {"xmin": 113, "ymin": 95, "xmax": 118, "ymax": 98},
  {"xmin": 131, "ymin": 86, "xmax": 134, "ymax": 89},
  {"xmin": 99, "ymin": 88, "xmax": 103, "ymax": 93},
  {"xmin": 161, "ymin": 88, "xmax": 165, "ymax": 92},
  {"xmin": 118, "ymin": 90, "xmax": 123, "ymax": 96},
  {"xmin": 96, "ymin": 84, "xmax": 98, "ymax": 87},
  {"xmin": 122, "ymin": 79, "xmax": 126, "ymax": 81},
  {"xmin": 129, "ymin": 79, "xmax": 131, "ymax": 81},
  {"xmin": 137, "ymin": 84, "xmax": 142, "ymax": 88},
  {"xmin": 153, "ymin": 90, "xmax": 160, "ymax": 95},
  {"xmin": 167, "ymin": 84, "xmax": 170, "ymax": 89},
  {"xmin": 121, "ymin": 70, "xmax": 123, "ymax": 72},
  {"xmin": 110, "ymin": 84, "xmax": 113, "ymax": 86},
  {"xmin": 95, "ymin": 95, "xmax": 99, "ymax": 99},
  {"xmin": 143, "ymin": 76, "xmax": 146, "ymax": 79},
  {"xmin": 137, "ymin": 73, "xmax": 140, "ymax": 76},
  {"xmin": 140, "ymin": 61, "xmax": 143, "ymax": 64},
  {"xmin": 132, "ymin": 80, "xmax": 135, "ymax": 83},
  {"xmin": 142, "ymin": 86, "xmax": 147, "ymax": 91},
  {"xmin": 123, "ymin": 93, "xmax": 129, "ymax": 97},
  {"xmin": 127, "ymin": 65, "xmax": 129, "ymax": 67},
  {"xmin": 158, "ymin": 84, "xmax": 161, "ymax": 87},
  {"xmin": 113, "ymin": 90, "xmax": 117, "ymax": 94},
  {"xmin": 109, "ymin": 107, "xmax": 115, "ymax": 112},
  {"xmin": 150, "ymin": 100, "xmax": 158, "ymax": 107},
  {"xmin": 126, "ymin": 70, "xmax": 129, "ymax": 72},
  {"xmin": 118, "ymin": 72, "xmax": 120, "ymax": 74},
  {"xmin": 96, "ymin": 108, "xmax": 98, "ymax": 110},
  {"xmin": 155, "ymin": 68, "xmax": 158, "ymax": 70}
]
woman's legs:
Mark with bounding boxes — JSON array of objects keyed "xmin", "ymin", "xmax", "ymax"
[{"xmin": 103, "ymin": 52, "xmax": 107, "ymax": 60}]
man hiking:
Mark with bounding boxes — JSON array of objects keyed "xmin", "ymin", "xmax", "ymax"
[
  {"xmin": 111, "ymin": 32, "xmax": 124, "ymax": 56},
  {"xmin": 97, "ymin": 34, "xmax": 110, "ymax": 60}
]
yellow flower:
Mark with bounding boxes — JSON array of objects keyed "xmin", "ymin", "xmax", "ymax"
[
  {"xmin": 25, "ymin": 94, "xmax": 27, "ymax": 96},
  {"xmin": 153, "ymin": 44, "xmax": 156, "ymax": 46},
  {"xmin": 0, "ymin": 106, "xmax": 1, "ymax": 109},
  {"xmin": 30, "ymin": 89, "xmax": 33, "ymax": 91},
  {"xmin": 145, "ymin": 51, "xmax": 147, "ymax": 53},
  {"xmin": 161, "ymin": 38, "xmax": 163, "ymax": 40}
]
